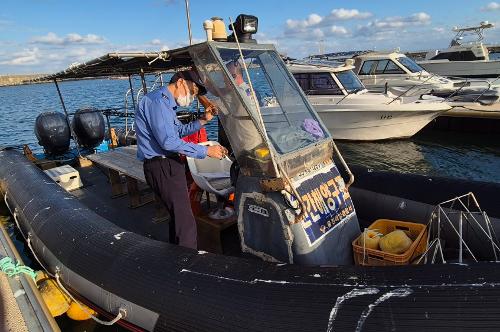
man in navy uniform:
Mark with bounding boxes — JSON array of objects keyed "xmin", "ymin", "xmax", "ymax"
[{"xmin": 135, "ymin": 71, "xmax": 227, "ymax": 249}]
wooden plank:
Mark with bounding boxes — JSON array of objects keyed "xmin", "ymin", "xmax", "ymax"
[
  {"xmin": 115, "ymin": 145, "xmax": 138, "ymax": 156},
  {"xmin": 109, "ymin": 169, "xmax": 126, "ymax": 197},
  {"xmin": 87, "ymin": 146, "xmax": 145, "ymax": 182},
  {"xmin": 126, "ymin": 176, "xmax": 154, "ymax": 208}
]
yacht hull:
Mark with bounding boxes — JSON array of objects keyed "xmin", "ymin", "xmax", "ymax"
[
  {"xmin": 418, "ymin": 60, "xmax": 500, "ymax": 78},
  {"xmin": 314, "ymin": 105, "xmax": 446, "ymax": 140}
]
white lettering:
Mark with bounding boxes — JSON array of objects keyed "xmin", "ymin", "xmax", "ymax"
[{"xmin": 248, "ymin": 204, "xmax": 269, "ymax": 217}]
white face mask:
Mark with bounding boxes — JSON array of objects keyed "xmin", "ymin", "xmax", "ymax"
[
  {"xmin": 176, "ymin": 92, "xmax": 194, "ymax": 107},
  {"xmin": 176, "ymin": 82, "xmax": 195, "ymax": 107}
]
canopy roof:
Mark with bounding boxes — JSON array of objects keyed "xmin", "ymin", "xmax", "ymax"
[{"xmin": 35, "ymin": 44, "xmax": 197, "ymax": 81}]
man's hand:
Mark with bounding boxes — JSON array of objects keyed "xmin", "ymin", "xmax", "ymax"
[
  {"xmin": 198, "ymin": 106, "xmax": 218, "ymax": 126},
  {"xmin": 206, "ymin": 145, "xmax": 228, "ymax": 159},
  {"xmin": 200, "ymin": 105, "xmax": 217, "ymax": 122},
  {"xmin": 198, "ymin": 95, "xmax": 218, "ymax": 126}
]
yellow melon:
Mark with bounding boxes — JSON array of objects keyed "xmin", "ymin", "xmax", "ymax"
[
  {"xmin": 379, "ymin": 230, "xmax": 413, "ymax": 254},
  {"xmin": 357, "ymin": 229, "xmax": 381, "ymax": 250}
]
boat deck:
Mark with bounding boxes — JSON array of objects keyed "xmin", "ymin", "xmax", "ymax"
[
  {"xmin": 0, "ymin": 221, "xmax": 59, "ymax": 332},
  {"xmin": 72, "ymin": 164, "xmax": 171, "ymax": 242},
  {"xmin": 71, "ymin": 158, "xmax": 242, "ymax": 254}
]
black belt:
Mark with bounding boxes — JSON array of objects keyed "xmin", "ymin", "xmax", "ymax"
[{"xmin": 144, "ymin": 153, "xmax": 179, "ymax": 163}]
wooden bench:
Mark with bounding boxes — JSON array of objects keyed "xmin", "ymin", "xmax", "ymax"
[{"xmin": 86, "ymin": 146, "xmax": 154, "ymax": 209}]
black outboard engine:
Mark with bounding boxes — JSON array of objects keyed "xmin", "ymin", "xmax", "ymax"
[
  {"xmin": 71, "ymin": 109, "xmax": 105, "ymax": 149},
  {"xmin": 34, "ymin": 112, "xmax": 71, "ymax": 155}
]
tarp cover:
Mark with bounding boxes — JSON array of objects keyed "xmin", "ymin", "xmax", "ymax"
[{"xmin": 35, "ymin": 44, "xmax": 198, "ymax": 81}]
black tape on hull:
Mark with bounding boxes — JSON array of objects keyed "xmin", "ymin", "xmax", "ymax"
[{"xmin": 2, "ymin": 149, "xmax": 500, "ymax": 331}]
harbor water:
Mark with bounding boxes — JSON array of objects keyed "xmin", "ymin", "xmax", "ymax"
[{"xmin": 1, "ymin": 78, "xmax": 499, "ymax": 183}]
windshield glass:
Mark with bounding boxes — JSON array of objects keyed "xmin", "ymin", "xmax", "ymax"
[
  {"xmin": 335, "ymin": 70, "xmax": 365, "ymax": 93},
  {"xmin": 397, "ymin": 56, "xmax": 424, "ymax": 73},
  {"xmin": 216, "ymin": 47, "xmax": 328, "ymax": 155}
]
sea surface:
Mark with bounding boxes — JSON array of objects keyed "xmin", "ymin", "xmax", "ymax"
[{"xmin": 0, "ymin": 77, "xmax": 499, "ymax": 331}]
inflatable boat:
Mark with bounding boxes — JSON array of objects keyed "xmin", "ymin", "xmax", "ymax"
[
  {"xmin": 2, "ymin": 148, "xmax": 500, "ymax": 331},
  {"xmin": 2, "ymin": 15, "xmax": 500, "ymax": 331}
]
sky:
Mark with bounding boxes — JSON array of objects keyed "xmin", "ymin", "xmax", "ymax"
[{"xmin": 1, "ymin": 0, "xmax": 500, "ymax": 74}]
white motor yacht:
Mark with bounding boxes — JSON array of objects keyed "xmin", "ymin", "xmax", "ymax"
[
  {"xmin": 352, "ymin": 51, "xmax": 500, "ymax": 108},
  {"xmin": 416, "ymin": 21, "xmax": 500, "ymax": 78},
  {"xmin": 288, "ymin": 62, "xmax": 451, "ymax": 140}
]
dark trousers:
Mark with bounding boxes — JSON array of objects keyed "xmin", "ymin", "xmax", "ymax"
[{"xmin": 143, "ymin": 157, "xmax": 197, "ymax": 249}]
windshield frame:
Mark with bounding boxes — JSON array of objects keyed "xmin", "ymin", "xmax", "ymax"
[
  {"xmin": 397, "ymin": 56, "xmax": 425, "ymax": 73},
  {"xmin": 208, "ymin": 42, "xmax": 332, "ymax": 158},
  {"xmin": 334, "ymin": 69, "xmax": 366, "ymax": 94}
]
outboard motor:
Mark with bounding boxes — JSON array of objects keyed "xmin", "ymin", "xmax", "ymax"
[
  {"xmin": 71, "ymin": 108, "xmax": 105, "ymax": 149},
  {"xmin": 190, "ymin": 38, "xmax": 360, "ymax": 265},
  {"xmin": 34, "ymin": 112, "xmax": 71, "ymax": 155}
]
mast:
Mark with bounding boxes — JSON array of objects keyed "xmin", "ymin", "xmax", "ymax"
[{"xmin": 184, "ymin": 0, "xmax": 193, "ymax": 45}]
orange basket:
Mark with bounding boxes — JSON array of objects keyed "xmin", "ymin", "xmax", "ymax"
[{"xmin": 352, "ymin": 219, "xmax": 428, "ymax": 266}]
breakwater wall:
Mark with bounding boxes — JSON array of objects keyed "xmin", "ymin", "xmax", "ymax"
[{"xmin": 0, "ymin": 74, "xmax": 45, "ymax": 87}]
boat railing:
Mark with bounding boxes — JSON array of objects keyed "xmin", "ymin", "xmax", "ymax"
[
  {"xmin": 124, "ymin": 89, "xmax": 132, "ymax": 134},
  {"xmin": 443, "ymin": 75, "xmax": 500, "ymax": 104},
  {"xmin": 386, "ymin": 73, "xmax": 437, "ymax": 104},
  {"xmin": 442, "ymin": 77, "xmax": 471, "ymax": 102},
  {"xmin": 472, "ymin": 75, "xmax": 500, "ymax": 103}
]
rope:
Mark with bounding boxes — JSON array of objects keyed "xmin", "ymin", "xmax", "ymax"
[
  {"xmin": 26, "ymin": 237, "xmax": 54, "ymax": 277},
  {"xmin": 0, "ymin": 256, "xmax": 37, "ymax": 281},
  {"xmin": 55, "ymin": 273, "xmax": 126, "ymax": 326},
  {"xmin": 3, "ymin": 192, "xmax": 12, "ymax": 214}
]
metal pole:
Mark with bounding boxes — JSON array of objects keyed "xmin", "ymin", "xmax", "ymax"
[
  {"xmin": 140, "ymin": 69, "xmax": 148, "ymax": 94},
  {"xmin": 54, "ymin": 79, "xmax": 70, "ymax": 121},
  {"xmin": 54, "ymin": 79, "xmax": 81, "ymax": 156},
  {"xmin": 128, "ymin": 75, "xmax": 136, "ymax": 109},
  {"xmin": 459, "ymin": 212, "xmax": 463, "ymax": 264},
  {"xmin": 105, "ymin": 114, "xmax": 113, "ymax": 149},
  {"xmin": 184, "ymin": 0, "xmax": 193, "ymax": 45}
]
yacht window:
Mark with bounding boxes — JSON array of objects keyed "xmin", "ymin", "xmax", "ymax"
[
  {"xmin": 359, "ymin": 60, "xmax": 375, "ymax": 75},
  {"xmin": 431, "ymin": 51, "xmax": 482, "ymax": 61},
  {"xmin": 293, "ymin": 73, "xmax": 310, "ymax": 91},
  {"xmin": 383, "ymin": 60, "xmax": 405, "ymax": 74},
  {"xmin": 397, "ymin": 56, "xmax": 424, "ymax": 73},
  {"xmin": 309, "ymin": 73, "xmax": 343, "ymax": 95},
  {"xmin": 335, "ymin": 70, "xmax": 365, "ymax": 93},
  {"xmin": 375, "ymin": 60, "xmax": 389, "ymax": 74}
]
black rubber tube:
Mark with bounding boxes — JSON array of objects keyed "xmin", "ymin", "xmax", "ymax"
[{"xmin": 349, "ymin": 164, "xmax": 500, "ymax": 218}]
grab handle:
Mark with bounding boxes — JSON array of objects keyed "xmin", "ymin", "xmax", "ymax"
[{"xmin": 332, "ymin": 141, "xmax": 354, "ymax": 189}]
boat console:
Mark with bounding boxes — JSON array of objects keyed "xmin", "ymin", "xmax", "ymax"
[{"xmin": 187, "ymin": 41, "xmax": 360, "ymax": 264}]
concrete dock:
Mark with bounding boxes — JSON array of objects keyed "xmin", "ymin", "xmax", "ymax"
[{"xmin": 0, "ymin": 218, "xmax": 60, "ymax": 332}]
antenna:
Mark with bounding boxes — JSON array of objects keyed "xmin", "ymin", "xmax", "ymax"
[
  {"xmin": 319, "ymin": 39, "xmax": 325, "ymax": 55},
  {"xmin": 184, "ymin": 0, "xmax": 193, "ymax": 45}
]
